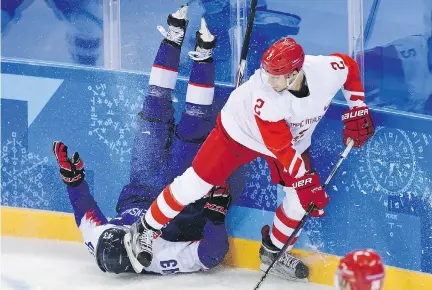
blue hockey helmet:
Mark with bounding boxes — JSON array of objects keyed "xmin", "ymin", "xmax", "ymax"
[{"xmin": 96, "ymin": 227, "xmax": 133, "ymax": 274}]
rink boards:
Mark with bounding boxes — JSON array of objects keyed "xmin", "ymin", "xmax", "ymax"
[
  {"xmin": 1, "ymin": 60, "xmax": 432, "ymax": 289},
  {"xmin": 2, "ymin": 206, "xmax": 432, "ymax": 290}
]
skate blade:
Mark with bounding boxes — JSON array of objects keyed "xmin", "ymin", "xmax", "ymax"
[
  {"xmin": 199, "ymin": 17, "xmax": 215, "ymax": 42},
  {"xmin": 173, "ymin": 4, "xmax": 188, "ymax": 20},
  {"xmin": 259, "ymin": 263, "xmax": 308, "ymax": 283},
  {"xmin": 124, "ymin": 232, "xmax": 145, "ymax": 273}
]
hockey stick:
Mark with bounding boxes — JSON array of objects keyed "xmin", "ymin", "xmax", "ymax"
[
  {"xmin": 364, "ymin": 0, "xmax": 381, "ymax": 48},
  {"xmin": 253, "ymin": 139, "xmax": 355, "ymax": 290},
  {"xmin": 235, "ymin": 0, "xmax": 258, "ymax": 88}
]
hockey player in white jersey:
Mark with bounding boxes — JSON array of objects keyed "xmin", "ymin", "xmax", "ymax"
[
  {"xmin": 131, "ymin": 36, "xmax": 375, "ymax": 280},
  {"xmin": 52, "ymin": 5, "xmax": 231, "ymax": 275}
]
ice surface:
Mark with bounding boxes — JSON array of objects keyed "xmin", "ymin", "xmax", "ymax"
[{"xmin": 1, "ymin": 237, "xmax": 335, "ymax": 290}]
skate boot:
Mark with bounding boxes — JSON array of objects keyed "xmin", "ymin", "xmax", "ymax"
[
  {"xmin": 259, "ymin": 225, "xmax": 309, "ymax": 281},
  {"xmin": 157, "ymin": 4, "xmax": 189, "ymax": 47},
  {"xmin": 188, "ymin": 18, "xmax": 216, "ymax": 62},
  {"xmin": 126, "ymin": 216, "xmax": 161, "ymax": 269}
]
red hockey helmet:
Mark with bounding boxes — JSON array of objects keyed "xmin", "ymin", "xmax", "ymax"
[
  {"xmin": 261, "ymin": 37, "xmax": 305, "ymax": 76},
  {"xmin": 336, "ymin": 249, "xmax": 385, "ymax": 290}
]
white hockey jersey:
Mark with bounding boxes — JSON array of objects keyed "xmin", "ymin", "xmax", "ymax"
[
  {"xmin": 221, "ymin": 54, "xmax": 366, "ymax": 177},
  {"xmin": 79, "ymin": 210, "xmax": 207, "ymax": 275}
]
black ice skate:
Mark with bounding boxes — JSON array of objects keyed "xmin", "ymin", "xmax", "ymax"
[
  {"xmin": 157, "ymin": 4, "xmax": 189, "ymax": 47},
  {"xmin": 259, "ymin": 225, "xmax": 309, "ymax": 281},
  {"xmin": 125, "ymin": 216, "xmax": 161, "ymax": 269},
  {"xmin": 188, "ymin": 18, "xmax": 216, "ymax": 62}
]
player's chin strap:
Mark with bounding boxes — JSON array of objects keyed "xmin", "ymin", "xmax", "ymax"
[
  {"xmin": 286, "ymin": 70, "xmax": 304, "ymax": 90},
  {"xmin": 253, "ymin": 139, "xmax": 355, "ymax": 290},
  {"xmin": 124, "ymin": 232, "xmax": 145, "ymax": 273}
]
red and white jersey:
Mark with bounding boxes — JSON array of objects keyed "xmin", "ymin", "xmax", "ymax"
[
  {"xmin": 79, "ymin": 215, "xmax": 207, "ymax": 275},
  {"xmin": 221, "ymin": 54, "xmax": 366, "ymax": 177}
]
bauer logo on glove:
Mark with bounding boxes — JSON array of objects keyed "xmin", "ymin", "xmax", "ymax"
[
  {"xmin": 341, "ymin": 107, "xmax": 369, "ymax": 121},
  {"xmin": 292, "ymin": 172, "xmax": 329, "ymax": 217},
  {"xmin": 341, "ymin": 106, "xmax": 375, "ymax": 148},
  {"xmin": 292, "ymin": 177, "xmax": 313, "ymax": 188}
]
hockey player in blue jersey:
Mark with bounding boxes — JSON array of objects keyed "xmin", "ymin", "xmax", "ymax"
[{"xmin": 53, "ymin": 4, "xmax": 231, "ymax": 275}]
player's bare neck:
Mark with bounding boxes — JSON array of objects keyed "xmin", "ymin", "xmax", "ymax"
[{"xmin": 288, "ymin": 74, "xmax": 309, "ymax": 98}]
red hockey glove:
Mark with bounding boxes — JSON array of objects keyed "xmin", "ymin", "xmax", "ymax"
[
  {"xmin": 292, "ymin": 172, "xmax": 329, "ymax": 217},
  {"xmin": 53, "ymin": 141, "xmax": 85, "ymax": 187},
  {"xmin": 342, "ymin": 106, "xmax": 375, "ymax": 147}
]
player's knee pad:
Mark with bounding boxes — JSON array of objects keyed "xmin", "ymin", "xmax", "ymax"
[
  {"xmin": 170, "ymin": 167, "xmax": 213, "ymax": 205},
  {"xmin": 281, "ymin": 187, "xmax": 306, "ymax": 220}
]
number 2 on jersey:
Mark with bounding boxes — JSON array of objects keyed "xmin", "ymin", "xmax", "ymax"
[
  {"xmin": 331, "ymin": 61, "xmax": 345, "ymax": 70},
  {"xmin": 254, "ymin": 98, "xmax": 265, "ymax": 115}
]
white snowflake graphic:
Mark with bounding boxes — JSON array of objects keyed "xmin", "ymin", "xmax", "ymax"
[
  {"xmin": 1, "ymin": 132, "xmax": 49, "ymax": 208},
  {"xmin": 243, "ymin": 157, "xmax": 278, "ymax": 210},
  {"xmin": 87, "ymin": 84, "xmax": 144, "ymax": 162}
]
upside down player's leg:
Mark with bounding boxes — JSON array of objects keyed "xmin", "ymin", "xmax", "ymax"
[
  {"xmin": 125, "ymin": 5, "xmax": 192, "ymax": 268},
  {"xmin": 160, "ymin": 18, "xmax": 217, "ymax": 242},
  {"xmin": 168, "ymin": 18, "xmax": 216, "ymax": 179},
  {"xmin": 117, "ymin": 5, "xmax": 188, "ymax": 214}
]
